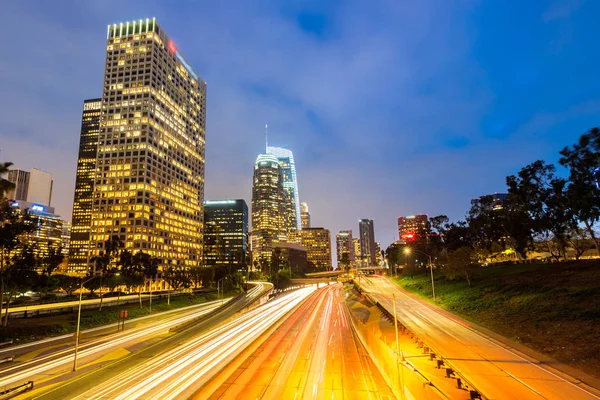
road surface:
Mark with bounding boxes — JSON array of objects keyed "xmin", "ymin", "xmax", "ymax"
[
  {"xmin": 200, "ymin": 283, "xmax": 395, "ymax": 400},
  {"xmin": 360, "ymin": 275, "xmax": 600, "ymax": 400}
]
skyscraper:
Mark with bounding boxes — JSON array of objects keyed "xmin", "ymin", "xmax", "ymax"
[
  {"xmin": 266, "ymin": 146, "xmax": 301, "ymax": 232},
  {"xmin": 291, "ymin": 228, "xmax": 332, "ymax": 270},
  {"xmin": 336, "ymin": 229, "xmax": 355, "ymax": 268},
  {"xmin": 398, "ymin": 214, "xmax": 429, "ymax": 242},
  {"xmin": 203, "ymin": 199, "xmax": 248, "ymax": 267},
  {"xmin": 359, "ymin": 219, "xmax": 376, "ymax": 266},
  {"xmin": 252, "ymin": 154, "xmax": 286, "ymax": 264},
  {"xmin": 300, "ymin": 202, "xmax": 310, "ymax": 229},
  {"xmin": 88, "ymin": 19, "xmax": 206, "ymax": 271},
  {"xmin": 69, "ymin": 98, "xmax": 102, "ymax": 272},
  {"xmin": 6, "ymin": 168, "xmax": 53, "ymax": 206}
]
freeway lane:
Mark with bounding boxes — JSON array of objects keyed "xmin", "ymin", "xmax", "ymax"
[
  {"xmin": 0, "ymin": 298, "xmax": 227, "ymax": 390},
  {"xmin": 361, "ymin": 275, "xmax": 599, "ymax": 400},
  {"xmin": 201, "ymin": 283, "xmax": 394, "ymax": 400},
  {"xmin": 69, "ymin": 285, "xmax": 316, "ymax": 400}
]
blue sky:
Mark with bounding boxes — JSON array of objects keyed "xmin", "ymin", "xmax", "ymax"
[{"xmin": 1, "ymin": 0, "xmax": 599, "ymax": 253}]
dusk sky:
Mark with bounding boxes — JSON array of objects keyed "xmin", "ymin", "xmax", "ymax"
[{"xmin": 1, "ymin": 0, "xmax": 600, "ymax": 253}]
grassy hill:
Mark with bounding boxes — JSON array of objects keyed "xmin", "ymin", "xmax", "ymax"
[{"xmin": 393, "ymin": 260, "xmax": 600, "ymax": 379}]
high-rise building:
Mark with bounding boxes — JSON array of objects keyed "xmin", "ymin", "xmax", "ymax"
[
  {"xmin": 203, "ymin": 199, "xmax": 248, "ymax": 267},
  {"xmin": 6, "ymin": 168, "xmax": 53, "ymax": 207},
  {"xmin": 272, "ymin": 242, "xmax": 307, "ymax": 275},
  {"xmin": 290, "ymin": 228, "xmax": 332, "ymax": 270},
  {"xmin": 375, "ymin": 241, "xmax": 382, "ymax": 265},
  {"xmin": 359, "ymin": 219, "xmax": 376, "ymax": 266},
  {"xmin": 9, "ymin": 201, "xmax": 64, "ymax": 269},
  {"xmin": 88, "ymin": 18, "xmax": 206, "ymax": 271},
  {"xmin": 353, "ymin": 238, "xmax": 361, "ymax": 265},
  {"xmin": 252, "ymin": 154, "xmax": 286, "ymax": 264},
  {"xmin": 69, "ymin": 98, "xmax": 102, "ymax": 272},
  {"xmin": 336, "ymin": 229, "xmax": 355, "ymax": 268},
  {"xmin": 398, "ymin": 215, "xmax": 429, "ymax": 242},
  {"xmin": 61, "ymin": 221, "xmax": 71, "ymax": 256},
  {"xmin": 267, "ymin": 146, "xmax": 301, "ymax": 232},
  {"xmin": 300, "ymin": 202, "xmax": 310, "ymax": 229}
]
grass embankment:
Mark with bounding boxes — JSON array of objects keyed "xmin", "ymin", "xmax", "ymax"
[
  {"xmin": 392, "ymin": 261, "xmax": 600, "ymax": 378},
  {"xmin": 0, "ymin": 289, "xmax": 241, "ymax": 342}
]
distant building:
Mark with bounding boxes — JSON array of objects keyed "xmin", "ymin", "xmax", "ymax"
[
  {"xmin": 69, "ymin": 98, "xmax": 102, "ymax": 272},
  {"xmin": 359, "ymin": 219, "xmax": 376, "ymax": 266},
  {"xmin": 375, "ymin": 242, "xmax": 382, "ymax": 265},
  {"xmin": 300, "ymin": 202, "xmax": 310, "ymax": 229},
  {"xmin": 203, "ymin": 199, "xmax": 249, "ymax": 267},
  {"xmin": 336, "ymin": 230, "xmax": 355, "ymax": 268},
  {"xmin": 252, "ymin": 154, "xmax": 287, "ymax": 264},
  {"xmin": 273, "ymin": 242, "xmax": 307, "ymax": 275},
  {"xmin": 9, "ymin": 201, "xmax": 64, "ymax": 267},
  {"xmin": 267, "ymin": 146, "xmax": 301, "ymax": 232},
  {"xmin": 6, "ymin": 168, "xmax": 53, "ymax": 207},
  {"xmin": 353, "ymin": 238, "xmax": 361, "ymax": 265},
  {"xmin": 398, "ymin": 214, "xmax": 429, "ymax": 242},
  {"xmin": 290, "ymin": 228, "xmax": 332, "ymax": 270},
  {"xmin": 61, "ymin": 221, "xmax": 71, "ymax": 256}
]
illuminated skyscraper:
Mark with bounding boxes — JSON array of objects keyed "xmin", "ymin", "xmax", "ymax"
[
  {"xmin": 290, "ymin": 228, "xmax": 332, "ymax": 270},
  {"xmin": 267, "ymin": 146, "xmax": 301, "ymax": 232},
  {"xmin": 300, "ymin": 202, "xmax": 310, "ymax": 229},
  {"xmin": 88, "ymin": 19, "xmax": 206, "ymax": 271},
  {"xmin": 203, "ymin": 199, "xmax": 248, "ymax": 267},
  {"xmin": 69, "ymin": 98, "xmax": 102, "ymax": 272},
  {"xmin": 252, "ymin": 154, "xmax": 286, "ymax": 263},
  {"xmin": 359, "ymin": 219, "xmax": 376, "ymax": 266},
  {"xmin": 398, "ymin": 214, "xmax": 429, "ymax": 242},
  {"xmin": 336, "ymin": 229, "xmax": 355, "ymax": 268}
]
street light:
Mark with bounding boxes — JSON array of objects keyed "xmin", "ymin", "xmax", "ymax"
[
  {"xmin": 73, "ymin": 274, "xmax": 100, "ymax": 371},
  {"xmin": 404, "ymin": 248, "xmax": 436, "ymax": 303},
  {"xmin": 217, "ymin": 277, "xmax": 228, "ymax": 306}
]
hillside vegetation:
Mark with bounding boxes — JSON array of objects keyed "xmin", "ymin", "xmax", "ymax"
[{"xmin": 393, "ymin": 261, "xmax": 600, "ymax": 378}]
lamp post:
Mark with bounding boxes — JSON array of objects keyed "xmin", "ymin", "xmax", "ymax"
[
  {"xmin": 73, "ymin": 274, "xmax": 99, "ymax": 371},
  {"xmin": 217, "ymin": 277, "xmax": 227, "ymax": 305},
  {"xmin": 404, "ymin": 248, "xmax": 435, "ymax": 303}
]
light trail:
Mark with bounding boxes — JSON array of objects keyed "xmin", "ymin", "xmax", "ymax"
[
  {"xmin": 74, "ymin": 285, "xmax": 316, "ymax": 400},
  {"xmin": 0, "ymin": 299, "xmax": 226, "ymax": 388}
]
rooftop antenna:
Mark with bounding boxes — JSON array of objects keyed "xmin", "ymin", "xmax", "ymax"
[{"xmin": 265, "ymin": 123, "xmax": 268, "ymax": 152}]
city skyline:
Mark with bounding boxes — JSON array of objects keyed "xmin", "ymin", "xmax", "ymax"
[{"xmin": 2, "ymin": 1, "xmax": 600, "ymax": 252}]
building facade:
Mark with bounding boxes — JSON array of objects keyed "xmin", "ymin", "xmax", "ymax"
[
  {"xmin": 69, "ymin": 98, "xmax": 102, "ymax": 272},
  {"xmin": 359, "ymin": 219, "xmax": 376, "ymax": 266},
  {"xmin": 251, "ymin": 154, "xmax": 286, "ymax": 264},
  {"xmin": 267, "ymin": 146, "xmax": 301, "ymax": 232},
  {"xmin": 335, "ymin": 229, "xmax": 355, "ymax": 269},
  {"xmin": 88, "ymin": 19, "xmax": 207, "ymax": 271},
  {"xmin": 353, "ymin": 238, "xmax": 361, "ymax": 265},
  {"xmin": 203, "ymin": 199, "xmax": 248, "ymax": 267},
  {"xmin": 398, "ymin": 214, "xmax": 429, "ymax": 242},
  {"xmin": 291, "ymin": 227, "xmax": 332, "ymax": 270},
  {"xmin": 300, "ymin": 201, "xmax": 310, "ymax": 229},
  {"xmin": 6, "ymin": 168, "xmax": 53, "ymax": 207},
  {"xmin": 273, "ymin": 242, "xmax": 307, "ymax": 275}
]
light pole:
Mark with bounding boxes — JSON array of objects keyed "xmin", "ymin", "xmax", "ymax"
[
  {"xmin": 404, "ymin": 248, "xmax": 435, "ymax": 303},
  {"xmin": 217, "ymin": 277, "xmax": 227, "ymax": 305},
  {"xmin": 73, "ymin": 274, "xmax": 99, "ymax": 371}
]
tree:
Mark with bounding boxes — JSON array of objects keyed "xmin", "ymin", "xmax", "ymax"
[
  {"xmin": 163, "ymin": 265, "xmax": 191, "ymax": 303},
  {"xmin": 466, "ymin": 196, "xmax": 504, "ymax": 261},
  {"xmin": 340, "ymin": 253, "xmax": 350, "ymax": 272},
  {"xmin": 0, "ymin": 162, "xmax": 15, "ymax": 198},
  {"xmin": 444, "ymin": 247, "xmax": 477, "ymax": 287},
  {"xmin": 498, "ymin": 194, "xmax": 533, "ymax": 260},
  {"xmin": 55, "ymin": 274, "xmax": 81, "ymax": 296},
  {"xmin": 3, "ymin": 245, "xmax": 38, "ymax": 325},
  {"xmin": 90, "ymin": 236, "xmax": 124, "ymax": 310},
  {"xmin": 132, "ymin": 251, "xmax": 159, "ymax": 307},
  {"xmin": 559, "ymin": 128, "xmax": 600, "ymax": 255},
  {"xmin": 39, "ymin": 246, "xmax": 64, "ymax": 276}
]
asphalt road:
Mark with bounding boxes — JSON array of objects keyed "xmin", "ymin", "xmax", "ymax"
[
  {"xmin": 360, "ymin": 275, "xmax": 600, "ymax": 400},
  {"xmin": 200, "ymin": 283, "xmax": 395, "ymax": 400}
]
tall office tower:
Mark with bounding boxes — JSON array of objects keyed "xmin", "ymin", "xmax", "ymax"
[
  {"xmin": 88, "ymin": 19, "xmax": 206, "ymax": 271},
  {"xmin": 335, "ymin": 229, "xmax": 355, "ymax": 268},
  {"xmin": 292, "ymin": 227, "xmax": 332, "ymax": 270},
  {"xmin": 359, "ymin": 219, "xmax": 376, "ymax": 266},
  {"xmin": 375, "ymin": 241, "xmax": 382, "ymax": 265},
  {"xmin": 397, "ymin": 214, "xmax": 429, "ymax": 242},
  {"xmin": 252, "ymin": 154, "xmax": 286, "ymax": 264},
  {"xmin": 266, "ymin": 146, "xmax": 301, "ymax": 232},
  {"xmin": 69, "ymin": 98, "xmax": 102, "ymax": 272},
  {"xmin": 353, "ymin": 238, "xmax": 361, "ymax": 265},
  {"xmin": 300, "ymin": 202, "xmax": 310, "ymax": 229},
  {"xmin": 6, "ymin": 169, "xmax": 29, "ymax": 201},
  {"xmin": 203, "ymin": 199, "xmax": 248, "ymax": 267},
  {"xmin": 6, "ymin": 168, "xmax": 53, "ymax": 206}
]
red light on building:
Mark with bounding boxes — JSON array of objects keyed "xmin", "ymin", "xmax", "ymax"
[
  {"xmin": 167, "ymin": 40, "xmax": 177, "ymax": 54},
  {"xmin": 402, "ymin": 233, "xmax": 415, "ymax": 240}
]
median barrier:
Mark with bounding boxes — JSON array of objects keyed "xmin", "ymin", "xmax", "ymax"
[{"xmin": 0, "ymin": 381, "xmax": 33, "ymax": 400}]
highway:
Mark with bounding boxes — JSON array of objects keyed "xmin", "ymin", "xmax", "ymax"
[
  {"xmin": 199, "ymin": 283, "xmax": 394, "ymax": 400},
  {"xmin": 65, "ymin": 285, "xmax": 316, "ymax": 400},
  {"xmin": 0, "ymin": 298, "xmax": 227, "ymax": 390},
  {"xmin": 360, "ymin": 275, "xmax": 600, "ymax": 400}
]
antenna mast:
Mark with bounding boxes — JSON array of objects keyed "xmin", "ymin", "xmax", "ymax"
[{"xmin": 265, "ymin": 123, "xmax": 268, "ymax": 152}]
